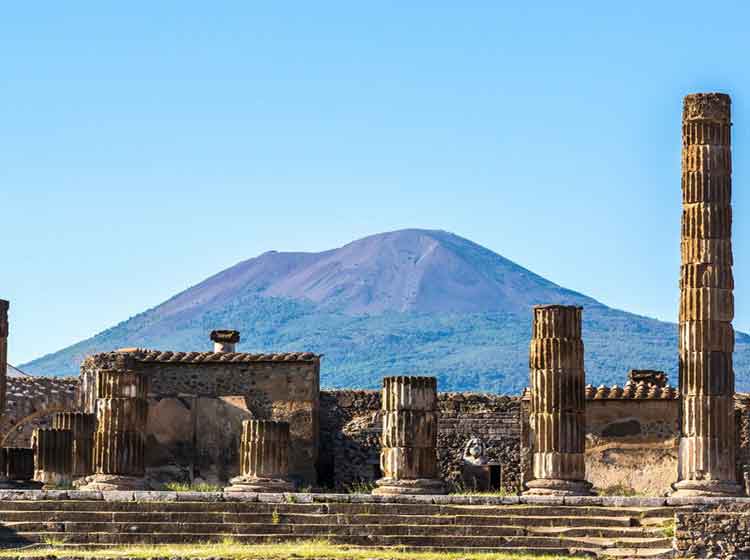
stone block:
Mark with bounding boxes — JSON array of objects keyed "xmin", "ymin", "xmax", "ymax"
[
  {"xmin": 222, "ymin": 492, "xmax": 258, "ymax": 502},
  {"xmin": 102, "ymin": 491, "xmax": 135, "ymax": 502},
  {"xmin": 134, "ymin": 491, "xmax": 178, "ymax": 502}
]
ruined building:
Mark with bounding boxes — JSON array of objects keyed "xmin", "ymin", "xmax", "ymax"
[{"xmin": 0, "ymin": 92, "xmax": 748, "ymax": 500}]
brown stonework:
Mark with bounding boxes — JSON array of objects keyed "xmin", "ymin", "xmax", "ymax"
[
  {"xmin": 373, "ymin": 376, "xmax": 445, "ymax": 495},
  {"xmin": 5, "ymin": 448, "xmax": 34, "ymax": 481},
  {"xmin": 52, "ymin": 412, "xmax": 96, "ymax": 477},
  {"xmin": 0, "ymin": 300, "xmax": 8, "ymax": 416},
  {"xmin": 80, "ymin": 350, "xmax": 320, "ymax": 486},
  {"xmin": 79, "ymin": 370, "xmax": 149, "ymax": 490},
  {"xmin": 32, "ymin": 428, "xmax": 73, "ymax": 487},
  {"xmin": 674, "ymin": 93, "xmax": 741, "ymax": 497},
  {"xmin": 524, "ymin": 305, "xmax": 592, "ymax": 496},
  {"xmin": 0, "ymin": 447, "xmax": 36, "ymax": 488},
  {"xmin": 224, "ymin": 420, "xmax": 294, "ymax": 492}
]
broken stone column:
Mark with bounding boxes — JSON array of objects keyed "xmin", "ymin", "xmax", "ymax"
[
  {"xmin": 674, "ymin": 93, "xmax": 742, "ymax": 496},
  {"xmin": 211, "ymin": 330, "xmax": 240, "ymax": 353},
  {"xmin": 524, "ymin": 305, "xmax": 592, "ymax": 496},
  {"xmin": 0, "ymin": 299, "xmax": 8, "ymax": 416},
  {"xmin": 373, "ymin": 376, "xmax": 445, "ymax": 495},
  {"xmin": 79, "ymin": 369, "xmax": 149, "ymax": 490},
  {"xmin": 0, "ymin": 448, "xmax": 36, "ymax": 488},
  {"xmin": 225, "ymin": 420, "xmax": 294, "ymax": 492},
  {"xmin": 52, "ymin": 412, "xmax": 96, "ymax": 478},
  {"xmin": 33, "ymin": 428, "xmax": 73, "ymax": 487},
  {"xmin": 6, "ymin": 448, "xmax": 34, "ymax": 482}
]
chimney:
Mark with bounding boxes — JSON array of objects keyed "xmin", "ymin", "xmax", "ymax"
[{"xmin": 210, "ymin": 330, "xmax": 240, "ymax": 353}]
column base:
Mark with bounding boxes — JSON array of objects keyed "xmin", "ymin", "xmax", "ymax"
[
  {"xmin": 224, "ymin": 475, "xmax": 295, "ymax": 493},
  {"xmin": 524, "ymin": 478, "xmax": 593, "ymax": 496},
  {"xmin": 671, "ymin": 479, "xmax": 744, "ymax": 497},
  {"xmin": 372, "ymin": 477, "xmax": 446, "ymax": 495},
  {"xmin": 75, "ymin": 474, "xmax": 150, "ymax": 491}
]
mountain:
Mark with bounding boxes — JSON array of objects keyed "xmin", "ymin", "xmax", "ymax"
[{"xmin": 20, "ymin": 229, "xmax": 750, "ymax": 393}]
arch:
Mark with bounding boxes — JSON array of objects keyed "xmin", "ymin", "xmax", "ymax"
[{"xmin": 0, "ymin": 376, "xmax": 79, "ymax": 447}]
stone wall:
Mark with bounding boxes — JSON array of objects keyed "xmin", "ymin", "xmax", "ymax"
[
  {"xmin": 319, "ymin": 390, "xmax": 521, "ymax": 492},
  {"xmin": 80, "ymin": 350, "xmax": 320, "ymax": 486},
  {"xmin": 585, "ymin": 398, "xmax": 679, "ymax": 496},
  {"xmin": 736, "ymin": 394, "xmax": 750, "ymax": 494},
  {"xmin": 0, "ymin": 376, "xmax": 79, "ymax": 447},
  {"xmin": 675, "ymin": 503, "xmax": 750, "ymax": 558}
]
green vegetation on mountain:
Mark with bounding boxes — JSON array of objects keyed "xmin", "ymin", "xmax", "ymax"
[{"xmin": 21, "ymin": 229, "xmax": 750, "ymax": 393}]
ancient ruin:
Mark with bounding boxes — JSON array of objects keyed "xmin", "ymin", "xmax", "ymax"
[
  {"xmin": 52, "ymin": 412, "xmax": 95, "ymax": 478},
  {"xmin": 80, "ymin": 366, "xmax": 149, "ymax": 490},
  {"xmin": 2, "ymin": 92, "xmax": 750, "ymax": 557},
  {"xmin": 79, "ymin": 340, "xmax": 320, "ymax": 486},
  {"xmin": 373, "ymin": 376, "xmax": 445, "ymax": 495},
  {"xmin": 225, "ymin": 420, "xmax": 294, "ymax": 492},
  {"xmin": 32, "ymin": 427, "xmax": 73, "ymax": 487},
  {"xmin": 524, "ymin": 305, "xmax": 592, "ymax": 496},
  {"xmin": 673, "ymin": 92, "xmax": 742, "ymax": 497}
]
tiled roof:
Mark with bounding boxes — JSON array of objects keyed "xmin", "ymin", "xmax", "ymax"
[
  {"xmin": 522, "ymin": 381, "xmax": 679, "ymax": 400},
  {"xmin": 112, "ymin": 349, "xmax": 320, "ymax": 363},
  {"xmin": 585, "ymin": 381, "xmax": 678, "ymax": 400}
]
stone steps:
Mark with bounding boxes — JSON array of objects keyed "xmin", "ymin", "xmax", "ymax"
[
  {"xmin": 3, "ymin": 531, "xmax": 674, "ymax": 548},
  {"xmin": 0, "ymin": 500, "xmax": 674, "ymax": 517},
  {"xmin": 0, "ymin": 510, "xmax": 652, "ymax": 527},
  {"xmin": 0, "ymin": 499, "xmax": 676, "ymax": 557},
  {"xmin": 0, "ymin": 521, "xmax": 668, "ymax": 539}
]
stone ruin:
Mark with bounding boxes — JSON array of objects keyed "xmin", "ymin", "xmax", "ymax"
[{"xmin": 2, "ymin": 91, "xmax": 750, "ymax": 557}]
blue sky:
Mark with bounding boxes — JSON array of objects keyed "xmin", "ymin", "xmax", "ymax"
[{"xmin": 3, "ymin": 2, "xmax": 750, "ymax": 365}]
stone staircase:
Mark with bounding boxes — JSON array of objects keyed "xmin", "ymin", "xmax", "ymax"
[{"xmin": 0, "ymin": 495, "xmax": 675, "ymax": 557}]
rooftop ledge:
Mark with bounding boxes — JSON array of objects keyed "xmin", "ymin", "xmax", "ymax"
[{"xmin": 0, "ymin": 490, "xmax": 746, "ymax": 507}]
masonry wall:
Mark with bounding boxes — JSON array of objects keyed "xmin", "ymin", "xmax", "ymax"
[
  {"xmin": 80, "ymin": 353, "xmax": 319, "ymax": 486},
  {"xmin": 584, "ymin": 399, "xmax": 679, "ymax": 495},
  {"xmin": 319, "ymin": 390, "xmax": 522, "ymax": 492},
  {"xmin": 675, "ymin": 503, "xmax": 750, "ymax": 558},
  {"xmin": 0, "ymin": 376, "xmax": 79, "ymax": 447},
  {"xmin": 735, "ymin": 394, "xmax": 750, "ymax": 494}
]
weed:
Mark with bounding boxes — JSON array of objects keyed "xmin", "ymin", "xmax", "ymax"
[
  {"xmin": 661, "ymin": 519, "xmax": 675, "ymax": 538},
  {"xmin": 164, "ymin": 481, "xmax": 222, "ymax": 493},
  {"xmin": 344, "ymin": 480, "xmax": 376, "ymax": 494}
]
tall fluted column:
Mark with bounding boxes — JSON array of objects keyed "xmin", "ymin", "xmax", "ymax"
[
  {"xmin": 0, "ymin": 300, "xmax": 8, "ymax": 416},
  {"xmin": 33, "ymin": 428, "xmax": 73, "ymax": 487},
  {"xmin": 225, "ymin": 420, "xmax": 294, "ymax": 492},
  {"xmin": 373, "ymin": 376, "xmax": 445, "ymax": 495},
  {"xmin": 673, "ymin": 93, "xmax": 741, "ymax": 496},
  {"xmin": 524, "ymin": 305, "xmax": 592, "ymax": 496},
  {"xmin": 53, "ymin": 412, "xmax": 96, "ymax": 478},
  {"xmin": 79, "ymin": 369, "xmax": 149, "ymax": 490}
]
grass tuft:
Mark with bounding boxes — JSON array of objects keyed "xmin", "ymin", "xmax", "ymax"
[
  {"xmin": 164, "ymin": 481, "xmax": 222, "ymax": 492},
  {"xmin": 448, "ymin": 480, "xmax": 514, "ymax": 496},
  {"xmin": 344, "ymin": 480, "xmax": 377, "ymax": 494}
]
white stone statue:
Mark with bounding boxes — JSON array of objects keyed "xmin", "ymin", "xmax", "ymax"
[{"xmin": 463, "ymin": 437, "xmax": 488, "ymax": 466}]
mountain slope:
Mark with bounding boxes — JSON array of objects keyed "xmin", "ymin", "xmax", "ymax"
[{"xmin": 21, "ymin": 229, "xmax": 750, "ymax": 393}]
